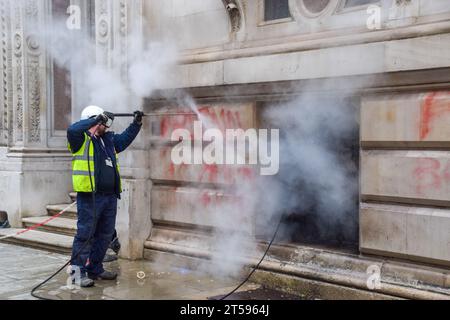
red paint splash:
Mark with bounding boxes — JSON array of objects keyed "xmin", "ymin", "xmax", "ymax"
[
  {"xmin": 413, "ymin": 158, "xmax": 441, "ymax": 195},
  {"xmin": 419, "ymin": 92, "xmax": 450, "ymax": 140},
  {"xmin": 200, "ymin": 192, "xmax": 212, "ymax": 206},
  {"xmin": 199, "ymin": 164, "xmax": 219, "ymax": 183}
]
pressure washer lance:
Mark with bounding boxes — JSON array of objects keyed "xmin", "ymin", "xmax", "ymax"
[{"xmin": 112, "ymin": 112, "xmax": 196, "ymax": 118}]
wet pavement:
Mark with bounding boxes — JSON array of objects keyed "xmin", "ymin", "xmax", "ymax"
[{"xmin": 0, "ymin": 243, "xmax": 303, "ymax": 300}]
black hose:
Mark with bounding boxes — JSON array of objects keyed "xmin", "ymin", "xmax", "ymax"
[
  {"xmin": 31, "ymin": 135, "xmax": 98, "ymax": 300},
  {"xmin": 220, "ymin": 215, "xmax": 283, "ymax": 300}
]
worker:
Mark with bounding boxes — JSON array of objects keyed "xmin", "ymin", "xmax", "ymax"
[{"xmin": 67, "ymin": 105, "xmax": 143, "ymax": 287}]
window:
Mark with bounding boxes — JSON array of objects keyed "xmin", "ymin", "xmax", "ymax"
[
  {"xmin": 264, "ymin": 0, "xmax": 291, "ymax": 21},
  {"xmin": 52, "ymin": 0, "xmax": 72, "ymax": 131},
  {"xmin": 344, "ymin": 0, "xmax": 378, "ymax": 8},
  {"xmin": 302, "ymin": 0, "xmax": 331, "ymax": 14}
]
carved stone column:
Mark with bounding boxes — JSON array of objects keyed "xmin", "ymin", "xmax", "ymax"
[
  {"xmin": 23, "ymin": 0, "xmax": 47, "ymax": 148},
  {"xmin": 10, "ymin": 1, "xmax": 25, "ymax": 146},
  {"xmin": 0, "ymin": 0, "xmax": 12, "ymax": 147},
  {"xmin": 0, "ymin": 0, "xmax": 72, "ymax": 227}
]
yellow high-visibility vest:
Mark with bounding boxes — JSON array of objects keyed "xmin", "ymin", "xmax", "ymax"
[{"xmin": 68, "ymin": 133, "xmax": 121, "ymax": 193}]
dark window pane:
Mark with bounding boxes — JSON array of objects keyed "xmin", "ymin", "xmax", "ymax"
[
  {"xmin": 52, "ymin": 0, "xmax": 72, "ymax": 131},
  {"xmin": 345, "ymin": 0, "xmax": 378, "ymax": 7},
  {"xmin": 53, "ymin": 64, "xmax": 71, "ymax": 131},
  {"xmin": 264, "ymin": 0, "xmax": 290, "ymax": 21},
  {"xmin": 52, "ymin": 0, "xmax": 70, "ymax": 17}
]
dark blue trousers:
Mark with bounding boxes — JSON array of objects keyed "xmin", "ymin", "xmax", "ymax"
[{"xmin": 71, "ymin": 193, "xmax": 117, "ymax": 276}]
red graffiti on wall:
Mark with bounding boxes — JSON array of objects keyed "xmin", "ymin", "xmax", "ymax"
[
  {"xmin": 158, "ymin": 106, "xmax": 245, "ymax": 139},
  {"xmin": 157, "ymin": 148, "xmax": 256, "ymax": 184},
  {"xmin": 413, "ymin": 158, "xmax": 450, "ymax": 195},
  {"xmin": 160, "ymin": 113, "xmax": 196, "ymax": 139},
  {"xmin": 419, "ymin": 92, "xmax": 450, "ymax": 140}
]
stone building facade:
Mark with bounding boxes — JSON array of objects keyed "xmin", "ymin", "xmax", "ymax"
[{"xmin": 1, "ymin": 0, "xmax": 450, "ymax": 286}]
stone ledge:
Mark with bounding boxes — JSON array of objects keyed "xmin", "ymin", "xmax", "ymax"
[{"xmin": 179, "ymin": 20, "xmax": 450, "ymax": 64}]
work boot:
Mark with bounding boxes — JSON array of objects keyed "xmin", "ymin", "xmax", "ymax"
[
  {"xmin": 103, "ymin": 254, "xmax": 118, "ymax": 263},
  {"xmin": 89, "ymin": 270, "xmax": 117, "ymax": 281},
  {"xmin": 73, "ymin": 275, "xmax": 95, "ymax": 288},
  {"xmin": 110, "ymin": 234, "xmax": 121, "ymax": 255}
]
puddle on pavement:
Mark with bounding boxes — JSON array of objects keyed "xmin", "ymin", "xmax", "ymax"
[
  {"xmin": 0, "ymin": 244, "xmax": 302, "ymax": 300},
  {"xmin": 32, "ymin": 258, "xmax": 271, "ymax": 300}
]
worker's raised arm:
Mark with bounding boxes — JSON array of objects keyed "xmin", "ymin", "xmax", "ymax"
[
  {"xmin": 67, "ymin": 118, "xmax": 98, "ymax": 153},
  {"xmin": 112, "ymin": 121, "xmax": 142, "ymax": 154}
]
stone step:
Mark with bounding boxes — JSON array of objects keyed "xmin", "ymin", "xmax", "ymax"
[
  {"xmin": 47, "ymin": 204, "xmax": 77, "ymax": 220},
  {"xmin": 69, "ymin": 192, "xmax": 77, "ymax": 202},
  {"xmin": 22, "ymin": 216, "xmax": 77, "ymax": 237},
  {"xmin": 0, "ymin": 228, "xmax": 72, "ymax": 254}
]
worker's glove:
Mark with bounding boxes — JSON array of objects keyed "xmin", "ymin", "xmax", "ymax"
[
  {"xmin": 95, "ymin": 113, "xmax": 109, "ymax": 126},
  {"xmin": 133, "ymin": 111, "xmax": 144, "ymax": 125},
  {"xmin": 104, "ymin": 111, "xmax": 115, "ymax": 121}
]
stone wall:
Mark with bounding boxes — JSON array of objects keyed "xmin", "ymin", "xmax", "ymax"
[
  {"xmin": 144, "ymin": 0, "xmax": 450, "ymax": 267},
  {"xmin": 360, "ymin": 92, "xmax": 450, "ymax": 266},
  {"xmin": 148, "ymin": 103, "xmax": 257, "ymax": 233}
]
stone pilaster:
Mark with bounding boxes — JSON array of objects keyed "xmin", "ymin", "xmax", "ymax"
[
  {"xmin": 10, "ymin": 1, "xmax": 25, "ymax": 146},
  {"xmin": 95, "ymin": 0, "xmax": 113, "ymax": 67},
  {"xmin": 113, "ymin": 0, "xmax": 151, "ymax": 259},
  {"xmin": 0, "ymin": 0, "xmax": 72, "ymax": 227},
  {"xmin": 0, "ymin": 0, "xmax": 12, "ymax": 147},
  {"xmin": 23, "ymin": 0, "xmax": 46, "ymax": 147}
]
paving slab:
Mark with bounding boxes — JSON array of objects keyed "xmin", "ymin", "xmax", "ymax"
[{"xmin": 0, "ymin": 243, "xmax": 300, "ymax": 300}]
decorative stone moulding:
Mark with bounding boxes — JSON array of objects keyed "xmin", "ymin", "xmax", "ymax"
[
  {"xmin": 97, "ymin": 14, "xmax": 109, "ymax": 43},
  {"xmin": 13, "ymin": 33, "xmax": 22, "ymax": 57},
  {"xmin": 26, "ymin": 34, "xmax": 40, "ymax": 56},
  {"xmin": 222, "ymin": 0, "xmax": 242, "ymax": 33},
  {"xmin": 289, "ymin": 0, "xmax": 339, "ymax": 19}
]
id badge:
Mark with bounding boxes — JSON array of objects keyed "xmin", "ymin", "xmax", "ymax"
[{"xmin": 105, "ymin": 158, "xmax": 113, "ymax": 167}]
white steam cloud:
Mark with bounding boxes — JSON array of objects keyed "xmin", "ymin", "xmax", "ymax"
[
  {"xmin": 259, "ymin": 94, "xmax": 359, "ymax": 246},
  {"xmin": 40, "ymin": 16, "xmax": 177, "ymax": 115}
]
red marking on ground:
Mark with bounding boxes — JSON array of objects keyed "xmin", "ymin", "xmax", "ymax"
[{"xmin": 0, "ymin": 203, "xmax": 76, "ymax": 240}]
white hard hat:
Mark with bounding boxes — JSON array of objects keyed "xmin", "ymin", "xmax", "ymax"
[{"xmin": 81, "ymin": 105, "xmax": 104, "ymax": 120}]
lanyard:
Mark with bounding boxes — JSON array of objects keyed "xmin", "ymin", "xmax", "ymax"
[
  {"xmin": 91, "ymin": 134, "xmax": 111, "ymax": 159},
  {"xmin": 99, "ymin": 137, "xmax": 112, "ymax": 160}
]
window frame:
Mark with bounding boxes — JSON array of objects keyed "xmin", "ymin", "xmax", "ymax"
[
  {"xmin": 336, "ymin": 0, "xmax": 381, "ymax": 14},
  {"xmin": 258, "ymin": 0, "xmax": 294, "ymax": 27}
]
